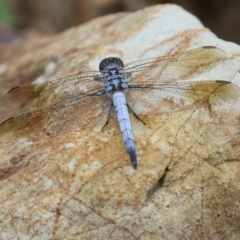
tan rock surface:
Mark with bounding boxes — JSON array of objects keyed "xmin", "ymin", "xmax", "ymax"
[{"xmin": 1, "ymin": 4, "xmax": 240, "ymax": 239}]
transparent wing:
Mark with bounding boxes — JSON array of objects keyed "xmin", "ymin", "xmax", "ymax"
[
  {"xmin": 0, "ymin": 71, "xmax": 111, "ymax": 141},
  {"xmin": 125, "ymin": 46, "xmax": 226, "ymax": 84},
  {"xmin": 126, "ymin": 80, "xmax": 240, "ymax": 115},
  {"xmin": 0, "ymin": 93, "xmax": 111, "ymax": 141},
  {"xmin": 2, "ymin": 71, "xmax": 102, "ymax": 111}
]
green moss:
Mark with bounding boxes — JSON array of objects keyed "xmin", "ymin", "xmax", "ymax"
[{"xmin": 0, "ymin": 0, "xmax": 14, "ymax": 26}]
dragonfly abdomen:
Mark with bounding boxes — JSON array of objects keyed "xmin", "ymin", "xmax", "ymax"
[{"xmin": 112, "ymin": 91, "xmax": 137, "ymax": 169}]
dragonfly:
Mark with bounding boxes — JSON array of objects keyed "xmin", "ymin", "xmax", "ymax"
[{"xmin": 0, "ymin": 46, "xmax": 235, "ymax": 169}]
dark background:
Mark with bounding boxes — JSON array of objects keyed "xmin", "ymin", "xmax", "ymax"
[{"xmin": 0, "ymin": 0, "xmax": 240, "ymax": 44}]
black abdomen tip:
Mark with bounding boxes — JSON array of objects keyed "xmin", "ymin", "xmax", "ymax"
[{"xmin": 128, "ymin": 149, "xmax": 138, "ymax": 170}]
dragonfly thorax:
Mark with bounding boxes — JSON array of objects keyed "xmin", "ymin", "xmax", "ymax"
[{"xmin": 100, "ymin": 57, "xmax": 128, "ymax": 93}]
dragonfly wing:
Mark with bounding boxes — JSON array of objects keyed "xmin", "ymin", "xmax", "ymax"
[
  {"xmin": 2, "ymin": 71, "xmax": 103, "ymax": 112},
  {"xmin": 125, "ymin": 46, "xmax": 226, "ymax": 84},
  {"xmin": 0, "ymin": 94, "xmax": 111, "ymax": 141},
  {"xmin": 126, "ymin": 80, "xmax": 240, "ymax": 115}
]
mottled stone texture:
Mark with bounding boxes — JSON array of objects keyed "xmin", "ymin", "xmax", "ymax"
[{"xmin": 0, "ymin": 4, "xmax": 240, "ymax": 240}]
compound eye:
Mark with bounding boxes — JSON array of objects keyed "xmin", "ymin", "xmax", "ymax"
[{"xmin": 99, "ymin": 57, "xmax": 124, "ymax": 72}]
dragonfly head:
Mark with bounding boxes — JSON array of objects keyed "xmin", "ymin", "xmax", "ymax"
[{"xmin": 99, "ymin": 57, "xmax": 124, "ymax": 72}]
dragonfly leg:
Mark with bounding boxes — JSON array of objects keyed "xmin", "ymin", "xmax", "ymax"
[
  {"xmin": 101, "ymin": 103, "xmax": 113, "ymax": 130},
  {"xmin": 127, "ymin": 104, "xmax": 145, "ymax": 125}
]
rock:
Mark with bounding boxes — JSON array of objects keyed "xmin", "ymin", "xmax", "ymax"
[{"xmin": 1, "ymin": 4, "xmax": 240, "ymax": 239}]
